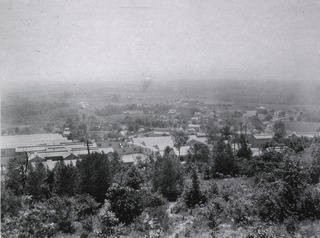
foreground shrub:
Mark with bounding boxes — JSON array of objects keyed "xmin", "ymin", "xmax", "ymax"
[
  {"xmin": 129, "ymin": 205, "xmax": 169, "ymax": 237},
  {"xmin": 1, "ymin": 187, "xmax": 24, "ymax": 221},
  {"xmin": 246, "ymin": 222, "xmax": 290, "ymax": 238},
  {"xmin": 98, "ymin": 201, "xmax": 119, "ymax": 236},
  {"xmin": 47, "ymin": 196, "xmax": 78, "ymax": 233},
  {"xmin": 255, "ymin": 180, "xmax": 291, "ymax": 222},
  {"xmin": 255, "ymin": 159, "xmax": 310, "ymax": 223},
  {"xmin": 140, "ymin": 189, "xmax": 167, "ymax": 208},
  {"xmin": 298, "ymin": 186, "xmax": 320, "ymax": 220},
  {"xmin": 2, "ymin": 202, "xmax": 57, "ymax": 238},
  {"xmin": 206, "ymin": 197, "xmax": 228, "ymax": 230},
  {"xmin": 106, "ymin": 185, "xmax": 143, "ymax": 225},
  {"xmin": 74, "ymin": 194, "xmax": 100, "ymax": 221},
  {"xmin": 228, "ymin": 197, "xmax": 256, "ymax": 226}
]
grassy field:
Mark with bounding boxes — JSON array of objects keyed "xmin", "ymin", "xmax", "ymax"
[{"xmin": 284, "ymin": 121, "xmax": 320, "ymax": 132}]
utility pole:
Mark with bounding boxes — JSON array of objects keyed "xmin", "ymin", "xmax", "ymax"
[{"xmin": 86, "ymin": 139, "xmax": 90, "ymax": 158}]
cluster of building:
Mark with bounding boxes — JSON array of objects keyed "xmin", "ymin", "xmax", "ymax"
[
  {"xmin": 2, "ymin": 104, "xmax": 320, "ymax": 172},
  {"xmin": 1, "ymin": 134, "xmax": 112, "ymax": 171},
  {"xmin": 1, "ymin": 132, "xmax": 208, "ymax": 171}
]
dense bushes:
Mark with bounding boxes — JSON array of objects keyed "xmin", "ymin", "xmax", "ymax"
[
  {"xmin": 3, "ymin": 137, "xmax": 320, "ymax": 237},
  {"xmin": 106, "ymin": 185, "xmax": 144, "ymax": 225},
  {"xmin": 255, "ymin": 159, "xmax": 320, "ymax": 224},
  {"xmin": 1, "ymin": 194, "xmax": 99, "ymax": 237}
]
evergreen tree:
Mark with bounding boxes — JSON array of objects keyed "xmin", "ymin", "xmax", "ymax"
[
  {"xmin": 213, "ymin": 142, "xmax": 238, "ymax": 176},
  {"xmin": 26, "ymin": 162, "xmax": 47, "ymax": 200},
  {"xmin": 152, "ymin": 151, "xmax": 184, "ymax": 201},
  {"xmin": 78, "ymin": 152, "xmax": 112, "ymax": 203},
  {"xmin": 184, "ymin": 169, "xmax": 207, "ymax": 208},
  {"xmin": 53, "ymin": 160, "xmax": 79, "ymax": 196}
]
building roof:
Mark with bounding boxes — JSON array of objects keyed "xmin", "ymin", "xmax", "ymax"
[
  {"xmin": 121, "ymin": 153, "xmax": 149, "ymax": 164},
  {"xmin": 132, "ymin": 136, "xmax": 174, "ymax": 151},
  {"xmin": 99, "ymin": 147, "xmax": 114, "ymax": 154},
  {"xmin": 188, "ymin": 135, "xmax": 208, "ymax": 144},
  {"xmin": 243, "ymin": 110, "xmax": 256, "ymax": 118},
  {"xmin": 173, "ymin": 146, "xmax": 190, "ymax": 157},
  {"xmin": 290, "ymin": 132, "xmax": 320, "ymax": 138},
  {"xmin": 1, "ymin": 134, "xmax": 69, "ymax": 149},
  {"xmin": 253, "ymin": 134, "xmax": 274, "ymax": 140},
  {"xmin": 43, "ymin": 159, "xmax": 79, "ymax": 170}
]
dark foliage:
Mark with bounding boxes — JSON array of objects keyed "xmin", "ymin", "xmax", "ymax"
[
  {"xmin": 236, "ymin": 134, "xmax": 252, "ymax": 159},
  {"xmin": 53, "ymin": 160, "xmax": 79, "ymax": 196},
  {"xmin": 184, "ymin": 169, "xmax": 207, "ymax": 208},
  {"xmin": 212, "ymin": 139, "xmax": 238, "ymax": 176},
  {"xmin": 123, "ymin": 165, "xmax": 144, "ymax": 190},
  {"xmin": 77, "ymin": 152, "xmax": 112, "ymax": 203},
  {"xmin": 106, "ymin": 185, "xmax": 143, "ymax": 225},
  {"xmin": 26, "ymin": 162, "xmax": 48, "ymax": 200},
  {"xmin": 152, "ymin": 149, "xmax": 184, "ymax": 201},
  {"xmin": 255, "ymin": 159, "xmax": 320, "ymax": 223}
]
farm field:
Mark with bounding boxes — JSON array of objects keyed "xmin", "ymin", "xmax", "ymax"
[{"xmin": 284, "ymin": 121, "xmax": 320, "ymax": 132}]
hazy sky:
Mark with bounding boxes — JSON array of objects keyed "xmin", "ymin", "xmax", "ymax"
[{"xmin": 1, "ymin": 0, "xmax": 320, "ymax": 83}]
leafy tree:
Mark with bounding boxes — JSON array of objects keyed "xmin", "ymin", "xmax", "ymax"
[
  {"xmin": 309, "ymin": 144, "xmax": 320, "ymax": 184},
  {"xmin": 214, "ymin": 136, "xmax": 227, "ymax": 154},
  {"xmin": 106, "ymin": 185, "xmax": 143, "ymax": 224},
  {"xmin": 273, "ymin": 121, "xmax": 287, "ymax": 143},
  {"xmin": 250, "ymin": 115, "xmax": 264, "ymax": 132},
  {"xmin": 98, "ymin": 201, "xmax": 119, "ymax": 236},
  {"xmin": 74, "ymin": 194, "xmax": 100, "ymax": 221},
  {"xmin": 1, "ymin": 184, "xmax": 23, "ymax": 222},
  {"xmin": 123, "ymin": 165, "xmax": 144, "ymax": 190},
  {"xmin": 206, "ymin": 124, "xmax": 220, "ymax": 145},
  {"xmin": 152, "ymin": 151, "xmax": 184, "ymax": 201},
  {"xmin": 171, "ymin": 130, "xmax": 189, "ymax": 159},
  {"xmin": 256, "ymin": 159, "xmax": 310, "ymax": 222},
  {"xmin": 47, "ymin": 196, "xmax": 78, "ymax": 233},
  {"xmin": 220, "ymin": 125, "xmax": 232, "ymax": 140},
  {"xmin": 284, "ymin": 136, "xmax": 309, "ymax": 153},
  {"xmin": 265, "ymin": 113, "xmax": 273, "ymax": 121},
  {"xmin": 236, "ymin": 134, "xmax": 252, "ymax": 159},
  {"xmin": 187, "ymin": 143, "xmax": 210, "ymax": 164},
  {"xmin": 78, "ymin": 152, "xmax": 112, "ymax": 203},
  {"xmin": 5, "ymin": 154, "xmax": 29, "ymax": 195}
]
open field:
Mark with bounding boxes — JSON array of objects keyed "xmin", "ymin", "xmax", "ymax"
[{"xmin": 284, "ymin": 121, "xmax": 320, "ymax": 132}]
